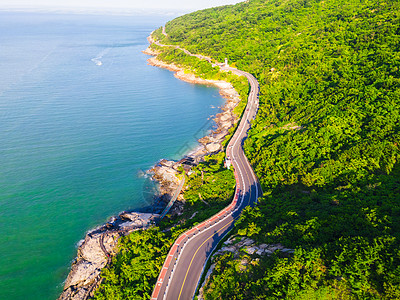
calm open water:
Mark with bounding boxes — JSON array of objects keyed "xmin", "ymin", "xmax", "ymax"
[{"xmin": 0, "ymin": 12, "xmax": 224, "ymax": 300}]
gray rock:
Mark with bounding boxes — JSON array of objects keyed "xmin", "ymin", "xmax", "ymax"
[
  {"xmin": 256, "ymin": 249, "xmax": 264, "ymax": 256},
  {"xmin": 219, "ymin": 246, "xmax": 236, "ymax": 253},
  {"xmin": 205, "ymin": 143, "xmax": 221, "ymax": 153},
  {"xmin": 282, "ymin": 248, "xmax": 295, "ymax": 253},
  {"xmin": 245, "ymin": 246, "xmax": 257, "ymax": 255},
  {"xmin": 268, "ymin": 244, "xmax": 284, "ymax": 252},
  {"xmin": 60, "ymin": 286, "xmax": 88, "ymax": 300},
  {"xmin": 224, "ymin": 237, "xmax": 234, "ymax": 245},
  {"xmin": 219, "ymin": 112, "xmax": 232, "ymax": 122},
  {"xmin": 240, "ymin": 238, "xmax": 255, "ymax": 247},
  {"xmin": 239, "ymin": 258, "xmax": 249, "ymax": 269},
  {"xmin": 160, "ymin": 159, "xmax": 175, "ymax": 168},
  {"xmin": 153, "ymin": 166, "xmax": 179, "ymax": 184}
]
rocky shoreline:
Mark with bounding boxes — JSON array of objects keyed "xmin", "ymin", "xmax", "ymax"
[
  {"xmin": 58, "ymin": 35, "xmax": 242, "ymax": 300},
  {"xmin": 143, "ymin": 43, "xmax": 242, "ymax": 191},
  {"xmin": 142, "ymin": 37, "xmax": 242, "ymax": 216},
  {"xmin": 58, "ymin": 212, "xmax": 159, "ymax": 300}
]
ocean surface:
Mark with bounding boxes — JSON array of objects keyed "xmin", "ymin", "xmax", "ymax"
[{"xmin": 0, "ymin": 12, "xmax": 224, "ymax": 300}]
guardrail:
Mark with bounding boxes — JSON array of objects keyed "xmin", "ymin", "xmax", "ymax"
[
  {"xmin": 151, "ymin": 131, "xmax": 249, "ymax": 300},
  {"xmin": 151, "ymin": 170, "xmax": 242, "ymax": 300}
]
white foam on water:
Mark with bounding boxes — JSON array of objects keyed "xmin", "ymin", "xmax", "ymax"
[
  {"xmin": 75, "ymin": 239, "xmax": 85, "ymax": 249},
  {"xmin": 91, "ymin": 59, "xmax": 102, "ymax": 66},
  {"xmin": 91, "ymin": 47, "xmax": 111, "ymax": 66}
]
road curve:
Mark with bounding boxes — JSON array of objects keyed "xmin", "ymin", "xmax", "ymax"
[{"xmin": 151, "ymin": 31, "xmax": 262, "ymax": 300}]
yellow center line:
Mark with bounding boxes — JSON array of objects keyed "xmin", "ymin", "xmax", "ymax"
[
  {"xmin": 235, "ymin": 150, "xmax": 253, "ymax": 207},
  {"xmin": 178, "ymin": 219, "xmax": 234, "ymax": 300},
  {"xmin": 241, "ymin": 155, "xmax": 253, "ymax": 207},
  {"xmin": 177, "ymin": 154, "xmax": 254, "ymax": 300}
]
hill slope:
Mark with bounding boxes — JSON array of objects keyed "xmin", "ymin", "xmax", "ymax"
[{"xmin": 154, "ymin": 0, "xmax": 400, "ymax": 298}]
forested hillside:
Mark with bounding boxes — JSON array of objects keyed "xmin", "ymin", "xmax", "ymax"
[{"xmin": 155, "ymin": 0, "xmax": 400, "ymax": 298}]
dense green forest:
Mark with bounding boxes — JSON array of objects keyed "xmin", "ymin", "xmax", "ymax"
[
  {"xmin": 95, "ymin": 0, "xmax": 399, "ymax": 298},
  {"xmin": 159, "ymin": 0, "xmax": 400, "ymax": 298}
]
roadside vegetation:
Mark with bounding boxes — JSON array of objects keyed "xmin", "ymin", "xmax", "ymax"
[
  {"xmin": 93, "ymin": 27, "xmax": 252, "ymax": 299},
  {"xmin": 157, "ymin": 0, "xmax": 400, "ymax": 298},
  {"xmin": 96, "ymin": 0, "xmax": 400, "ymax": 298},
  {"xmin": 93, "ymin": 154, "xmax": 236, "ymax": 300}
]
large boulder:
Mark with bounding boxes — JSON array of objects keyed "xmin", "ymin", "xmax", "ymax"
[{"xmin": 205, "ymin": 143, "xmax": 221, "ymax": 153}]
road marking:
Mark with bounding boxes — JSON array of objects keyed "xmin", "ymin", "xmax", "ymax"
[
  {"xmin": 177, "ymin": 219, "xmax": 235, "ymax": 300},
  {"xmin": 189, "ymin": 167, "xmax": 254, "ymax": 300},
  {"xmin": 172, "ymin": 122, "xmax": 254, "ymax": 299},
  {"xmin": 162, "ymin": 184, "xmax": 246, "ymax": 300},
  {"xmin": 150, "ymin": 38, "xmax": 261, "ymax": 300}
]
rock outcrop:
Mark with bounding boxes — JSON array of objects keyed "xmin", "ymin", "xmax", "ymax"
[
  {"xmin": 197, "ymin": 236, "xmax": 294, "ymax": 300},
  {"xmin": 58, "ymin": 212, "xmax": 158, "ymax": 300}
]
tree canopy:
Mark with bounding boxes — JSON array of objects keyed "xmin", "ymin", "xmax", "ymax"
[{"xmin": 158, "ymin": 0, "xmax": 400, "ymax": 298}]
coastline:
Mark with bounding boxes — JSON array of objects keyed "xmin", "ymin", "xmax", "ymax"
[
  {"xmin": 58, "ymin": 35, "xmax": 242, "ymax": 300},
  {"xmin": 144, "ymin": 48, "xmax": 242, "ymax": 216},
  {"xmin": 144, "ymin": 49, "xmax": 241, "ymax": 160}
]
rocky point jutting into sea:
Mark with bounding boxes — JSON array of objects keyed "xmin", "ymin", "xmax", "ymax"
[{"xmin": 58, "ymin": 34, "xmax": 242, "ymax": 300}]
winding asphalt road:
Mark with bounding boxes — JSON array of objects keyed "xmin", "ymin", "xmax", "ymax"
[{"xmin": 151, "ymin": 31, "xmax": 262, "ymax": 300}]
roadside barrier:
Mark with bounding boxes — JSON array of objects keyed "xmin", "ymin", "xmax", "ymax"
[
  {"xmin": 151, "ymin": 28, "xmax": 261, "ymax": 300},
  {"xmin": 151, "ymin": 131, "xmax": 247, "ymax": 300}
]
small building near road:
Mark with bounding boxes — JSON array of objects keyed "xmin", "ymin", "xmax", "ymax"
[{"xmin": 225, "ymin": 157, "xmax": 232, "ymax": 169}]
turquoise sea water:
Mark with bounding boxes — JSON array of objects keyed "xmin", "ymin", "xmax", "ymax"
[{"xmin": 0, "ymin": 12, "xmax": 224, "ymax": 300}]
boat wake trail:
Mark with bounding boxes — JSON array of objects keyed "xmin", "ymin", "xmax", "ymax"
[{"xmin": 91, "ymin": 48, "xmax": 111, "ymax": 66}]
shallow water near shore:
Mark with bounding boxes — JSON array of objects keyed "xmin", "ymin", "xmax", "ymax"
[{"xmin": 0, "ymin": 12, "xmax": 224, "ymax": 300}]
